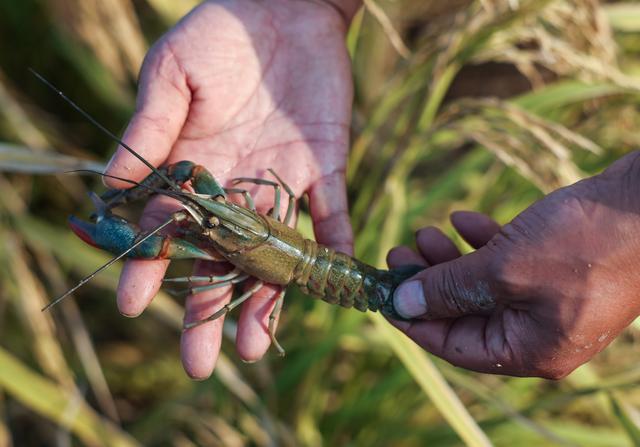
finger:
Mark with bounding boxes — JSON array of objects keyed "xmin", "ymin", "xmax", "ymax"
[
  {"xmin": 389, "ymin": 315, "xmax": 518, "ymax": 375},
  {"xmin": 181, "ymin": 261, "xmax": 233, "ymax": 380},
  {"xmin": 116, "ymin": 195, "xmax": 178, "ymax": 316},
  {"xmin": 236, "ymin": 283, "xmax": 283, "ymax": 362},
  {"xmin": 105, "ymin": 44, "xmax": 190, "ymax": 188},
  {"xmin": 415, "ymin": 227, "xmax": 461, "ymax": 264},
  {"xmin": 309, "ymin": 171, "xmax": 353, "ymax": 255},
  {"xmin": 450, "ymin": 211, "xmax": 501, "ymax": 249},
  {"xmin": 393, "ymin": 249, "xmax": 496, "ymax": 320},
  {"xmin": 117, "ymin": 259, "xmax": 169, "ymax": 317},
  {"xmin": 387, "ymin": 246, "xmax": 428, "ymax": 269}
]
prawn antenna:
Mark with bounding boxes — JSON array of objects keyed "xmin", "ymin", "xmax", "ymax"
[
  {"xmin": 42, "ymin": 213, "xmax": 183, "ymax": 312},
  {"xmin": 67, "ymin": 169, "xmax": 209, "ymax": 214},
  {"xmin": 29, "ymin": 68, "xmax": 179, "ymax": 191}
]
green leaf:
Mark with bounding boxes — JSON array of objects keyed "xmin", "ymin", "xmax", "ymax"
[
  {"xmin": 514, "ymin": 81, "xmax": 627, "ymax": 114},
  {"xmin": 603, "ymin": 4, "xmax": 640, "ymax": 32},
  {"xmin": 0, "ymin": 346, "xmax": 140, "ymax": 447},
  {"xmin": 370, "ymin": 314, "xmax": 492, "ymax": 447},
  {"xmin": 609, "ymin": 393, "xmax": 640, "ymax": 446}
]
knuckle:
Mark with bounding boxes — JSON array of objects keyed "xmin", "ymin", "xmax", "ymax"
[
  {"xmin": 131, "ymin": 112, "xmax": 171, "ymax": 137},
  {"xmin": 431, "ymin": 263, "xmax": 486, "ymax": 317},
  {"xmin": 484, "ymin": 246, "xmax": 524, "ymax": 298},
  {"xmin": 533, "ymin": 365, "xmax": 573, "ymax": 380},
  {"xmin": 433, "ymin": 264, "xmax": 466, "ymax": 316},
  {"xmin": 521, "ymin": 350, "xmax": 578, "ymax": 379},
  {"xmin": 486, "ymin": 255, "xmax": 507, "ymax": 286}
]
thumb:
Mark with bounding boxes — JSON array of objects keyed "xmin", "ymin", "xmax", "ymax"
[
  {"xmin": 104, "ymin": 45, "xmax": 190, "ymax": 188},
  {"xmin": 393, "ymin": 249, "xmax": 497, "ymax": 319}
]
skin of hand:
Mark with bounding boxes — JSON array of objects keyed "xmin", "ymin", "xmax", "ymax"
[
  {"xmin": 389, "ymin": 152, "xmax": 640, "ymax": 379},
  {"xmin": 104, "ymin": 0, "xmax": 360, "ymax": 379}
]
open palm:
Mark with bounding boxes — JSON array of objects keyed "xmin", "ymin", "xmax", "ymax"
[{"xmin": 105, "ymin": 0, "xmax": 353, "ymax": 378}]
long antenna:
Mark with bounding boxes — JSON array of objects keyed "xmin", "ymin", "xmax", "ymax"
[
  {"xmin": 68, "ymin": 169, "xmax": 209, "ymax": 215},
  {"xmin": 42, "ymin": 212, "xmax": 184, "ymax": 311},
  {"xmin": 29, "ymin": 68, "xmax": 179, "ymax": 191}
]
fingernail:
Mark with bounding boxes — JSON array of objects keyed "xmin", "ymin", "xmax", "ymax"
[
  {"xmin": 393, "ymin": 281, "xmax": 427, "ymax": 318},
  {"xmin": 186, "ymin": 372, "xmax": 210, "ymax": 381}
]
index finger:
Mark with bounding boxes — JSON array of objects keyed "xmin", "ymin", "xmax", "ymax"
[
  {"xmin": 116, "ymin": 194, "xmax": 178, "ymax": 316},
  {"xmin": 104, "ymin": 43, "xmax": 190, "ymax": 188}
]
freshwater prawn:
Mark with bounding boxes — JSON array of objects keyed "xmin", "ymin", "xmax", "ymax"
[{"xmin": 34, "ymin": 70, "xmax": 422, "ymax": 356}]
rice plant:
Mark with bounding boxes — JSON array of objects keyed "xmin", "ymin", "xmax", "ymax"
[{"xmin": 1, "ymin": 1, "xmax": 640, "ymax": 445}]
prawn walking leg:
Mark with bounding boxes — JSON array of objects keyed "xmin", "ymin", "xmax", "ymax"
[
  {"xmin": 269, "ymin": 290, "xmax": 286, "ymax": 356},
  {"xmin": 231, "ymin": 172, "xmax": 296, "ymax": 355},
  {"xmin": 164, "ymin": 274, "xmax": 249, "ymax": 298},
  {"xmin": 184, "ymin": 280, "xmax": 264, "ymax": 329}
]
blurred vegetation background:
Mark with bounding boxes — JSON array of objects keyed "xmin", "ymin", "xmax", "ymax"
[{"xmin": 2, "ymin": 0, "xmax": 640, "ymax": 445}]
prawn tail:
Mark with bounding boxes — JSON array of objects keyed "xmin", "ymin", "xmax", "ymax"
[{"xmin": 294, "ymin": 241, "xmax": 423, "ymax": 320}]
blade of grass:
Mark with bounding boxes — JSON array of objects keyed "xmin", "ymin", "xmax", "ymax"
[
  {"xmin": 513, "ymin": 80, "xmax": 628, "ymax": 114},
  {"xmin": 609, "ymin": 392, "xmax": 640, "ymax": 446},
  {"xmin": 6, "ymin": 235, "xmax": 76, "ymax": 388},
  {"xmin": 370, "ymin": 313, "xmax": 492, "ymax": 447},
  {"xmin": 145, "ymin": 0, "xmax": 200, "ymax": 24},
  {"xmin": 0, "ymin": 346, "xmax": 139, "ymax": 447},
  {"xmin": 491, "ymin": 419, "xmax": 629, "ymax": 447},
  {"xmin": 0, "ymin": 70, "xmax": 50, "ymax": 149},
  {"xmin": 363, "ymin": 0, "xmax": 410, "ymax": 59},
  {"xmin": 47, "ymin": 0, "xmax": 146, "ymax": 82},
  {"xmin": 346, "ymin": 6, "xmax": 364, "ymax": 58},
  {"xmin": 0, "ymin": 142, "xmax": 105, "ymax": 174},
  {"xmin": 602, "ymin": 3, "xmax": 640, "ymax": 33},
  {"xmin": 439, "ymin": 365, "xmax": 572, "ymax": 446},
  {"xmin": 0, "ymin": 392, "xmax": 10, "ymax": 447},
  {"xmin": 33, "ymin": 242, "xmax": 121, "ymax": 423}
]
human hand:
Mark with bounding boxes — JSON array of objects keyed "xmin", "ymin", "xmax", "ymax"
[
  {"xmin": 104, "ymin": 0, "xmax": 359, "ymax": 378},
  {"xmin": 388, "ymin": 152, "xmax": 640, "ymax": 378}
]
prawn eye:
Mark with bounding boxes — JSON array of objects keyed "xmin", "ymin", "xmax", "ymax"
[{"xmin": 206, "ymin": 216, "xmax": 220, "ymax": 228}]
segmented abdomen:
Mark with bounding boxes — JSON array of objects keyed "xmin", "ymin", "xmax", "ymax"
[{"xmin": 293, "ymin": 239, "xmax": 397, "ymax": 313}]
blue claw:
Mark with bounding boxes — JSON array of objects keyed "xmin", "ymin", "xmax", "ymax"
[{"xmin": 68, "ymin": 214, "xmax": 215, "ymax": 260}]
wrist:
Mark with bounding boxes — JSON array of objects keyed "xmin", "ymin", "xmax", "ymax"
[{"xmin": 313, "ymin": 0, "xmax": 362, "ymax": 25}]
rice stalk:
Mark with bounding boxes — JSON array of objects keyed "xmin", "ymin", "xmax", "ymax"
[
  {"xmin": 370, "ymin": 313, "xmax": 493, "ymax": 447},
  {"xmin": 434, "ymin": 97, "xmax": 601, "ymax": 190},
  {"xmin": 476, "ymin": 0, "xmax": 640, "ymax": 91},
  {"xmin": 0, "ymin": 167, "xmax": 120, "ymax": 424},
  {"xmin": 440, "ymin": 366, "xmax": 573, "ymax": 445},
  {"xmin": 0, "ymin": 72, "xmax": 93, "ymax": 204},
  {"xmin": 199, "ymin": 415, "xmax": 246, "ymax": 447},
  {"xmin": 3, "ymin": 0, "xmax": 640, "ymax": 444},
  {"xmin": 170, "ymin": 405, "xmax": 250, "ymax": 447},
  {"xmin": 362, "ymin": 0, "xmax": 411, "ymax": 59},
  {"xmin": 46, "ymin": 0, "xmax": 146, "ymax": 83},
  {"xmin": 370, "ymin": 0, "xmax": 555, "ymax": 257},
  {"xmin": 145, "ymin": 0, "xmax": 200, "ymax": 25},
  {"xmin": 0, "ymin": 71, "xmax": 50, "ymax": 150},
  {"xmin": 0, "ymin": 392, "xmax": 10, "ymax": 447},
  {"xmin": 608, "ymin": 393, "xmax": 640, "ymax": 446},
  {"xmin": 0, "ymin": 346, "xmax": 139, "ymax": 447},
  {"xmin": 5, "ymin": 236, "xmax": 76, "ymax": 389},
  {"xmin": 604, "ymin": 3, "xmax": 640, "ymax": 32},
  {"xmin": 0, "ymin": 142, "xmax": 105, "ymax": 174},
  {"xmin": 36, "ymin": 246, "xmax": 121, "ymax": 423},
  {"xmin": 238, "ymin": 413, "xmax": 273, "ymax": 447}
]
